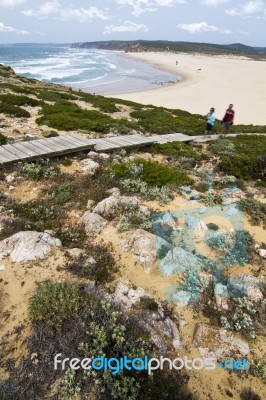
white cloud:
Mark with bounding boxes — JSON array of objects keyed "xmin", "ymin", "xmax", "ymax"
[
  {"xmin": 201, "ymin": 0, "xmax": 229, "ymax": 6},
  {"xmin": 22, "ymin": 2, "xmax": 110, "ymax": 22},
  {"xmin": 226, "ymin": 1, "xmax": 265, "ymax": 17},
  {"xmin": 104, "ymin": 20, "xmax": 149, "ymax": 34},
  {"xmin": 116, "ymin": 0, "xmax": 186, "ymax": 16},
  {"xmin": 177, "ymin": 21, "xmax": 232, "ymax": 34},
  {"xmin": 22, "ymin": 1, "xmax": 60, "ymax": 17},
  {"xmin": 0, "ymin": 21, "xmax": 29, "ymax": 34},
  {"xmin": 61, "ymin": 7, "xmax": 110, "ymax": 23},
  {"xmin": 0, "ymin": 0, "xmax": 28, "ymax": 7}
]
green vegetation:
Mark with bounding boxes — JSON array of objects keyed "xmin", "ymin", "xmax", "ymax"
[
  {"xmin": 37, "ymin": 89, "xmax": 77, "ymax": 102},
  {"xmin": 36, "ymin": 101, "xmax": 119, "ymax": 132},
  {"xmin": 117, "ymin": 203, "xmax": 153, "ymax": 232},
  {"xmin": 151, "ymin": 140, "xmax": 208, "ymax": 161},
  {"xmin": 0, "ymin": 83, "xmax": 36, "ymax": 95},
  {"xmin": 130, "ymin": 107, "xmax": 206, "ymax": 135},
  {"xmin": 41, "ymin": 129, "xmax": 59, "ymax": 138},
  {"xmin": 0, "ymin": 133, "xmax": 7, "ymax": 145},
  {"xmin": 111, "ymin": 159, "xmax": 193, "ymax": 188},
  {"xmin": 239, "ymin": 198, "xmax": 266, "ymax": 227},
  {"xmin": 17, "ymin": 159, "xmax": 60, "ymax": 180},
  {"xmin": 78, "ymin": 91, "xmax": 119, "ymax": 113},
  {"xmin": 0, "ymin": 94, "xmax": 40, "ymax": 107},
  {"xmin": 29, "ymin": 282, "xmax": 83, "ymax": 326},
  {"xmin": 0, "ymin": 102, "xmax": 30, "ymax": 118},
  {"xmin": 220, "ymin": 297, "xmax": 258, "ymax": 339},
  {"xmin": 13, "ymin": 201, "xmax": 55, "ymax": 227},
  {"xmin": 212, "ymin": 135, "xmax": 266, "ymax": 179},
  {"xmin": 68, "ymin": 242, "xmax": 118, "ymax": 284}
]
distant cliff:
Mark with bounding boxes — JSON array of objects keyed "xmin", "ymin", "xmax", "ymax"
[{"xmin": 71, "ymin": 40, "xmax": 266, "ymax": 58}]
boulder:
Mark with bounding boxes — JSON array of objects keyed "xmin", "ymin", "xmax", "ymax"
[
  {"xmin": 159, "ymin": 247, "xmax": 198, "ymax": 275},
  {"xmin": 80, "ymin": 159, "xmax": 100, "ymax": 175},
  {"xmin": 0, "ymin": 231, "xmax": 61, "ymax": 263},
  {"xmin": 111, "ymin": 280, "xmax": 147, "ymax": 310},
  {"xmin": 246, "ymin": 286, "xmax": 263, "ymax": 302},
  {"xmin": 120, "ymin": 229, "xmax": 172, "ymax": 273},
  {"xmin": 66, "ymin": 248, "xmax": 84, "ymax": 259},
  {"xmin": 135, "ymin": 310, "xmax": 182, "ymax": 353},
  {"xmin": 86, "ymin": 199, "xmax": 95, "ymax": 210},
  {"xmin": 214, "ymin": 283, "xmax": 229, "ymax": 310},
  {"xmin": 227, "ymin": 274, "xmax": 265, "ymax": 297},
  {"xmin": 79, "ymin": 212, "xmax": 107, "ymax": 235},
  {"xmin": 193, "ymin": 323, "xmax": 250, "ymax": 359},
  {"xmin": 93, "ymin": 196, "xmax": 120, "ymax": 218},
  {"xmin": 172, "ymin": 290, "xmax": 192, "ymax": 307}
]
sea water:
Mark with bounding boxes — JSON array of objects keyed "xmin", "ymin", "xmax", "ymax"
[{"xmin": 0, "ymin": 44, "xmax": 179, "ymax": 94}]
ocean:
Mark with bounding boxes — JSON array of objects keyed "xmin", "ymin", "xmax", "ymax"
[{"xmin": 0, "ymin": 44, "xmax": 180, "ymax": 94}]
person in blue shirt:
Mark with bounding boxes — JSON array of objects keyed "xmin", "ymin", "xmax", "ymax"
[{"xmin": 204, "ymin": 107, "xmax": 216, "ymax": 136}]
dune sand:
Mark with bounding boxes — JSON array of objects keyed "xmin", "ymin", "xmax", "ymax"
[{"xmin": 108, "ymin": 52, "xmax": 266, "ymax": 125}]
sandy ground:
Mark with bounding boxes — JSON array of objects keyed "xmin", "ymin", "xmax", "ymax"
[{"xmin": 108, "ymin": 52, "xmax": 266, "ymax": 125}]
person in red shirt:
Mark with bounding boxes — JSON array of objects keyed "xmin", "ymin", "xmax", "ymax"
[{"xmin": 221, "ymin": 104, "xmax": 235, "ymax": 133}]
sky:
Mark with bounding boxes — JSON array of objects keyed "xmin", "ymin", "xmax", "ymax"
[{"xmin": 0, "ymin": 0, "xmax": 266, "ymax": 46}]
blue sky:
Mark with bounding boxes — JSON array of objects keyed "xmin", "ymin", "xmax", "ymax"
[{"xmin": 0, "ymin": 0, "xmax": 265, "ymax": 46}]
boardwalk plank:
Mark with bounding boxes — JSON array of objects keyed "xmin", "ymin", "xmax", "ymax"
[
  {"xmin": 0, "ymin": 147, "xmax": 19, "ymax": 162},
  {"xmin": 3, "ymin": 144, "xmax": 30, "ymax": 159}
]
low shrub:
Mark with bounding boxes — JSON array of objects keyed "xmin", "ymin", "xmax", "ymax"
[
  {"xmin": 218, "ymin": 135, "xmax": 266, "ymax": 180},
  {"xmin": 68, "ymin": 242, "xmax": 118, "ymax": 284},
  {"xmin": 55, "ymin": 227, "xmax": 87, "ymax": 248},
  {"xmin": 29, "ymin": 282, "xmax": 83, "ymax": 327},
  {"xmin": 117, "ymin": 204, "xmax": 152, "ymax": 232},
  {"xmin": 130, "ymin": 107, "xmax": 206, "ymax": 135},
  {"xmin": 37, "ymin": 90, "xmax": 77, "ymax": 102},
  {"xmin": 17, "ymin": 159, "xmax": 60, "ymax": 180},
  {"xmin": 209, "ymin": 139, "xmax": 235, "ymax": 155},
  {"xmin": 0, "ymin": 94, "xmax": 39, "ymax": 107},
  {"xmin": 41, "ymin": 129, "xmax": 59, "ymax": 138},
  {"xmin": 0, "ymin": 102, "xmax": 30, "ymax": 118},
  {"xmin": 78, "ymin": 92, "xmax": 119, "ymax": 113},
  {"xmin": 239, "ymin": 198, "xmax": 266, "ymax": 227},
  {"xmin": 36, "ymin": 101, "xmax": 115, "ymax": 132},
  {"xmin": 220, "ymin": 297, "xmax": 258, "ymax": 339},
  {"xmin": 151, "ymin": 141, "xmax": 207, "ymax": 161},
  {"xmin": 111, "ymin": 160, "xmax": 193, "ymax": 188},
  {"xmin": 0, "ymin": 133, "xmax": 7, "ymax": 145},
  {"xmin": 13, "ymin": 201, "xmax": 55, "ymax": 224}
]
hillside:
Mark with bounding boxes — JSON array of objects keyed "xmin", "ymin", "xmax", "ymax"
[
  {"xmin": 72, "ymin": 40, "xmax": 266, "ymax": 59},
  {"xmin": 0, "ymin": 64, "xmax": 266, "ymax": 400}
]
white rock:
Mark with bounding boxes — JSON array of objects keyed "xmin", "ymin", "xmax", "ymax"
[
  {"xmin": 246, "ymin": 286, "xmax": 263, "ymax": 302},
  {"xmin": 214, "ymin": 283, "xmax": 229, "ymax": 310},
  {"xmin": 98, "ymin": 153, "xmax": 110, "ymax": 160},
  {"xmin": 79, "ymin": 212, "xmax": 108, "ymax": 235},
  {"xmin": 5, "ymin": 173, "xmax": 16, "ymax": 183},
  {"xmin": 193, "ymin": 323, "xmax": 250, "ymax": 359},
  {"xmin": 106, "ymin": 187, "xmax": 121, "ymax": 197},
  {"xmin": 80, "ymin": 159, "xmax": 100, "ymax": 175},
  {"xmin": 172, "ymin": 290, "xmax": 192, "ymax": 307},
  {"xmin": 0, "ymin": 231, "xmax": 61, "ymax": 263},
  {"xmin": 0, "ymin": 264, "xmax": 5, "ymax": 271},
  {"xmin": 93, "ymin": 196, "xmax": 120, "ymax": 218},
  {"xmin": 258, "ymin": 249, "xmax": 266, "ymax": 258},
  {"xmin": 66, "ymin": 248, "xmax": 84, "ymax": 259},
  {"xmin": 86, "ymin": 199, "xmax": 95, "ymax": 210},
  {"xmin": 120, "ymin": 229, "xmax": 172, "ymax": 273}
]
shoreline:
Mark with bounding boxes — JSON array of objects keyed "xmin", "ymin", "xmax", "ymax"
[{"xmin": 105, "ymin": 51, "xmax": 266, "ymax": 125}]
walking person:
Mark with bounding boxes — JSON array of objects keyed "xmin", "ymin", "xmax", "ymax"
[
  {"xmin": 221, "ymin": 104, "xmax": 235, "ymax": 135},
  {"xmin": 204, "ymin": 107, "xmax": 216, "ymax": 137}
]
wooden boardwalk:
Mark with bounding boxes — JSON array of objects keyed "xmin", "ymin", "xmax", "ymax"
[
  {"xmin": 0, "ymin": 132, "xmax": 265, "ymax": 165},
  {"xmin": 0, "ymin": 132, "xmax": 192, "ymax": 165}
]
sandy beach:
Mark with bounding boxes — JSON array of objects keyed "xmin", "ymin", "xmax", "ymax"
[{"xmin": 108, "ymin": 52, "xmax": 266, "ymax": 125}]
